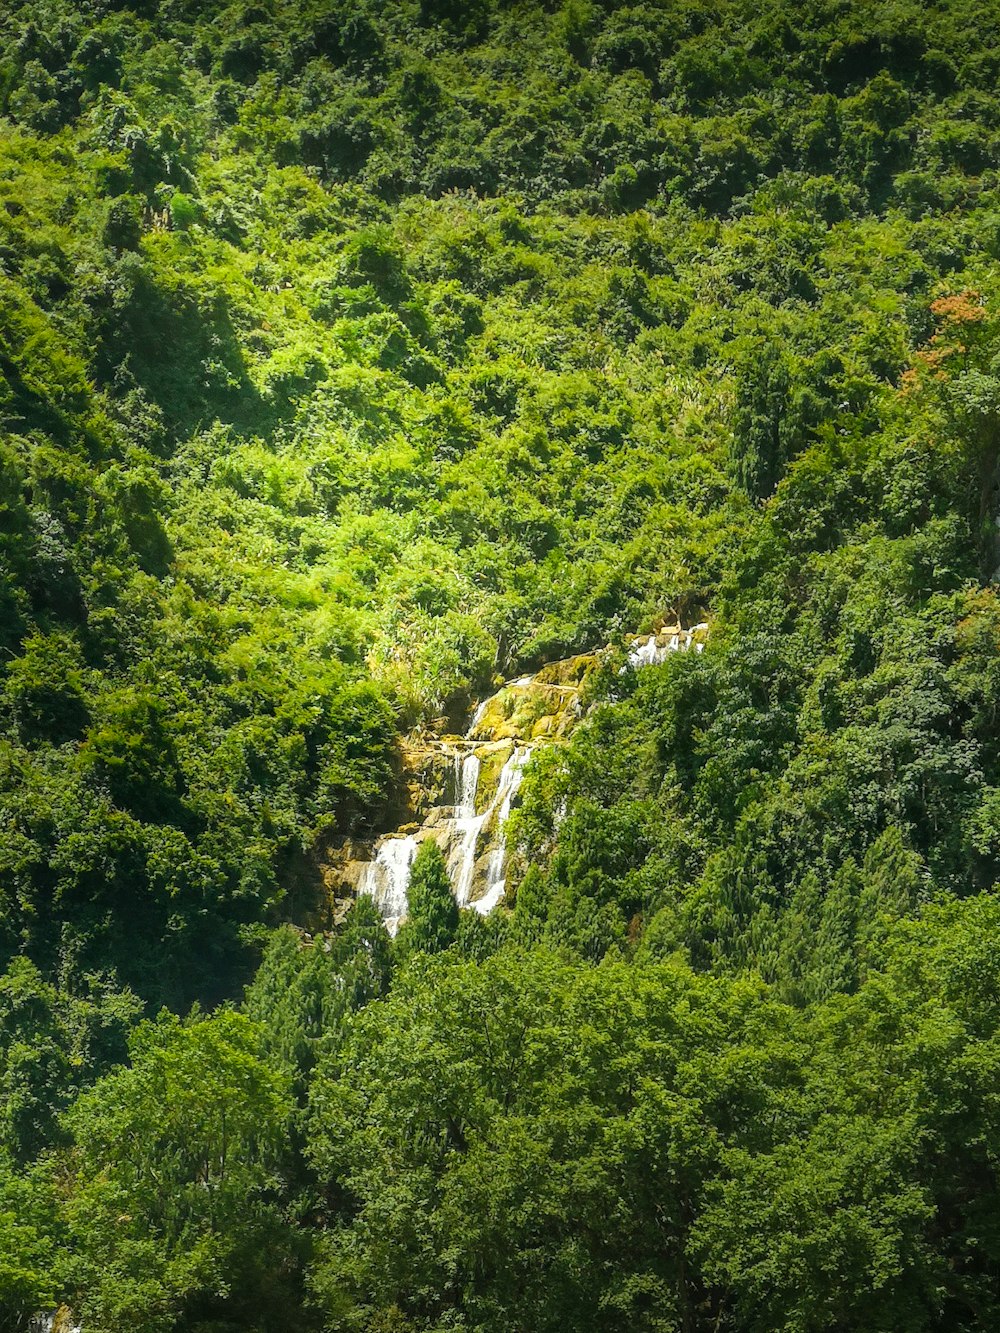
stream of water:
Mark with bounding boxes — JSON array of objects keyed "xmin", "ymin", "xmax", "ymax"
[
  {"xmin": 358, "ymin": 624, "xmax": 707, "ymax": 931},
  {"xmin": 357, "ymin": 739, "xmax": 531, "ymax": 934}
]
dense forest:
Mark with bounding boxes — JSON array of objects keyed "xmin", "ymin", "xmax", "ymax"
[{"xmin": 5, "ymin": 0, "xmax": 1000, "ymax": 1328}]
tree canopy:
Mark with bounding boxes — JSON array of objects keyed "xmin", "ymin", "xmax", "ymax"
[{"xmin": 5, "ymin": 0, "xmax": 1000, "ymax": 1328}]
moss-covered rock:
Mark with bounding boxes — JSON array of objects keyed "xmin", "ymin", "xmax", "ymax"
[{"xmin": 467, "ymin": 654, "xmax": 596, "ymax": 743}]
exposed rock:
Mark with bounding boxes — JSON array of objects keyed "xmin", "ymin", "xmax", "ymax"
[
  {"xmin": 467, "ymin": 652, "xmax": 597, "ymax": 744},
  {"xmin": 315, "ymin": 625, "xmax": 708, "ymax": 933},
  {"xmin": 628, "ymin": 622, "xmax": 708, "ymax": 666}
]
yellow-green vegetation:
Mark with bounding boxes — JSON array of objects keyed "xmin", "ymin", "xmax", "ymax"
[{"xmin": 6, "ymin": 0, "xmax": 1000, "ymax": 1329}]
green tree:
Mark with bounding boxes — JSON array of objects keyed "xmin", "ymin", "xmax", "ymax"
[
  {"xmin": 244, "ymin": 906, "xmax": 392, "ymax": 1100},
  {"xmin": 398, "ymin": 840, "xmax": 458, "ymax": 956},
  {"xmin": 63, "ymin": 1010, "xmax": 299, "ymax": 1333},
  {"xmin": 3, "ymin": 631, "xmax": 89, "ymax": 745},
  {"xmin": 0, "ymin": 958, "xmax": 139, "ymax": 1166},
  {"xmin": 0, "ymin": 1163, "xmax": 58, "ymax": 1332}
]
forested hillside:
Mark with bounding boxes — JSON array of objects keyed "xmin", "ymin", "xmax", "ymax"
[{"xmin": 5, "ymin": 1, "xmax": 1000, "ymax": 1329}]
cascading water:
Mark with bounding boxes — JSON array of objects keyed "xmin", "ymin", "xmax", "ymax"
[
  {"xmin": 628, "ymin": 623, "xmax": 707, "ymax": 667},
  {"xmin": 357, "ymin": 835, "xmax": 418, "ymax": 933},
  {"xmin": 358, "ymin": 718, "xmax": 534, "ymax": 930},
  {"xmin": 355, "ymin": 621, "xmax": 708, "ymax": 931},
  {"xmin": 456, "ymin": 750, "xmax": 480, "ymax": 815},
  {"xmin": 446, "ymin": 748, "xmax": 486, "ymax": 906},
  {"xmin": 468, "ymin": 698, "xmax": 489, "ymax": 733},
  {"xmin": 477, "ymin": 746, "xmax": 531, "ymax": 915}
]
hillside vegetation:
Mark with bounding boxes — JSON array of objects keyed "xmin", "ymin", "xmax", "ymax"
[{"xmin": 5, "ymin": 1, "xmax": 1000, "ymax": 1330}]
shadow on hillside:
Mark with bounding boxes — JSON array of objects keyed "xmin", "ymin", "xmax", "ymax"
[{"xmin": 93, "ymin": 260, "xmax": 280, "ymax": 446}]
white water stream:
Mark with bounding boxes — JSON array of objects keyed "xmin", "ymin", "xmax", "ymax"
[
  {"xmin": 627, "ymin": 623, "xmax": 708, "ymax": 667},
  {"xmin": 477, "ymin": 746, "xmax": 531, "ymax": 915},
  {"xmin": 358, "ymin": 737, "xmax": 532, "ymax": 933},
  {"xmin": 358, "ymin": 622, "xmax": 707, "ymax": 932},
  {"xmin": 356, "ymin": 835, "xmax": 419, "ymax": 933},
  {"xmin": 446, "ymin": 749, "xmax": 483, "ymax": 906}
]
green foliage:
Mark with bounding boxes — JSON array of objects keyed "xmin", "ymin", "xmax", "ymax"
[
  {"xmin": 244, "ymin": 908, "xmax": 392, "ymax": 1100},
  {"xmin": 305, "ymin": 903, "xmax": 1000, "ymax": 1331},
  {"xmin": 5, "ymin": 1, "xmax": 1000, "ymax": 1327},
  {"xmin": 509, "ymin": 292, "xmax": 1000, "ymax": 982},
  {"xmin": 8, "ymin": 0, "xmax": 997, "ymax": 1003},
  {"xmin": 0, "ymin": 958, "xmax": 140, "ymax": 1166},
  {"xmin": 398, "ymin": 839, "xmax": 458, "ymax": 957},
  {"xmin": 0, "ymin": 1164, "xmax": 57, "ymax": 1333},
  {"xmin": 2, "ymin": 631, "xmax": 89, "ymax": 745},
  {"xmin": 62, "ymin": 1009, "xmax": 301, "ymax": 1333}
]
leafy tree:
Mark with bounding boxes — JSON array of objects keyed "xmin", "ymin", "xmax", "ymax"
[
  {"xmin": 0, "ymin": 1164, "xmax": 57, "ymax": 1333},
  {"xmin": 62, "ymin": 1010, "xmax": 299, "ymax": 1333},
  {"xmin": 397, "ymin": 840, "xmax": 458, "ymax": 957},
  {"xmin": 0, "ymin": 958, "xmax": 139, "ymax": 1166},
  {"xmin": 244, "ymin": 906, "xmax": 392, "ymax": 1100},
  {"xmin": 3, "ymin": 631, "xmax": 89, "ymax": 745}
]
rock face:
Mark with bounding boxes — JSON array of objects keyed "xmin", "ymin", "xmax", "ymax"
[
  {"xmin": 627, "ymin": 622, "xmax": 708, "ymax": 666},
  {"xmin": 324, "ymin": 627, "xmax": 706, "ymax": 932},
  {"xmin": 28, "ymin": 1309, "xmax": 81, "ymax": 1333},
  {"xmin": 321, "ymin": 652, "xmax": 597, "ymax": 932},
  {"xmin": 467, "ymin": 652, "xmax": 594, "ymax": 745}
]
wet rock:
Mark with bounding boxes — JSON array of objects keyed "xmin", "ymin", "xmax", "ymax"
[{"xmin": 319, "ymin": 626, "xmax": 707, "ymax": 933}]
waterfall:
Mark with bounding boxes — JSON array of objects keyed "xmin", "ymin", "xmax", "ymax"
[
  {"xmin": 355, "ymin": 622, "xmax": 708, "ymax": 931},
  {"xmin": 455, "ymin": 749, "xmax": 480, "ymax": 816},
  {"xmin": 358, "ymin": 734, "xmax": 532, "ymax": 929},
  {"xmin": 446, "ymin": 749, "xmax": 486, "ymax": 906},
  {"xmin": 628, "ymin": 623, "xmax": 708, "ymax": 667},
  {"xmin": 629, "ymin": 635, "xmax": 666, "ymax": 668},
  {"xmin": 468, "ymin": 698, "xmax": 489, "ymax": 733},
  {"xmin": 476, "ymin": 746, "xmax": 530, "ymax": 915},
  {"xmin": 357, "ymin": 835, "xmax": 418, "ymax": 933}
]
